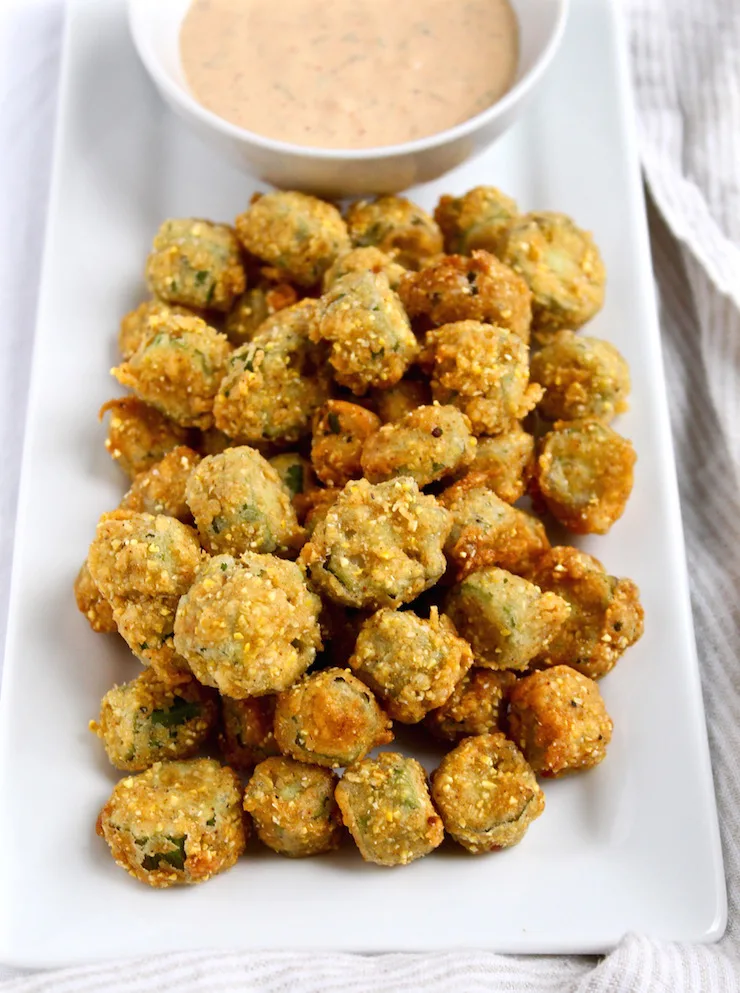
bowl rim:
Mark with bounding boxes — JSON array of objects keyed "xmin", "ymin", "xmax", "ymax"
[{"xmin": 128, "ymin": 0, "xmax": 570, "ymax": 162}]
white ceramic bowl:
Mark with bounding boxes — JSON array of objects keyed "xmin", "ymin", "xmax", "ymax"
[{"xmin": 128, "ymin": 0, "xmax": 569, "ymax": 197}]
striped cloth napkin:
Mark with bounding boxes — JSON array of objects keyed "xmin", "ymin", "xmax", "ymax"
[{"xmin": 1, "ymin": 0, "xmax": 739, "ymax": 988}]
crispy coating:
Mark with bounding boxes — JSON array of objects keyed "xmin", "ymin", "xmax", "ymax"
[
  {"xmin": 119, "ymin": 446, "xmax": 200, "ymax": 522},
  {"xmin": 431, "ymin": 733, "xmax": 544, "ymax": 852},
  {"xmin": 440, "ymin": 483, "xmax": 549, "ymax": 579},
  {"xmin": 274, "ymin": 667, "xmax": 393, "ymax": 767},
  {"xmin": 299, "ymin": 477, "xmax": 451, "ymax": 610},
  {"xmin": 243, "ymin": 756, "xmax": 342, "ymax": 857},
  {"xmin": 424, "ymin": 321, "xmax": 542, "ymax": 435},
  {"xmin": 110, "ymin": 594, "xmax": 190, "ymax": 678},
  {"xmin": 425, "ymin": 668, "xmax": 517, "ymax": 741},
  {"xmin": 507, "ymin": 666, "xmax": 613, "ymax": 776},
  {"xmin": 335, "ymin": 752, "xmax": 443, "ymax": 866},
  {"xmin": 185, "ymin": 446, "xmax": 304, "ymax": 556},
  {"xmin": 444, "ymin": 566, "xmax": 570, "ymax": 671},
  {"xmin": 530, "ymin": 330, "xmax": 631, "ymax": 423},
  {"xmin": 235, "ymin": 191, "xmax": 350, "ymax": 287},
  {"xmin": 173, "ymin": 553, "xmax": 322, "ymax": 698},
  {"xmin": 302, "ymin": 487, "xmax": 341, "ymax": 537},
  {"xmin": 101, "ymin": 397, "xmax": 190, "ymax": 479},
  {"xmin": 119, "ymin": 300, "xmax": 200, "ymax": 360},
  {"xmin": 528, "ymin": 546, "xmax": 644, "ymax": 679},
  {"xmin": 112, "ymin": 313, "xmax": 232, "ymax": 430},
  {"xmin": 214, "ymin": 300, "xmax": 331, "ymax": 444},
  {"xmin": 399, "ymin": 251, "xmax": 532, "ymax": 344},
  {"xmin": 361, "ymin": 404, "xmax": 476, "ymax": 488},
  {"xmin": 74, "ymin": 559, "xmax": 117, "ymax": 633},
  {"xmin": 434, "ymin": 186, "xmax": 519, "ymax": 255},
  {"xmin": 349, "ymin": 607, "xmax": 473, "ymax": 723},
  {"xmin": 372, "ymin": 378, "xmax": 432, "ymax": 423},
  {"xmin": 96, "ymin": 758, "xmax": 246, "ymax": 887},
  {"xmin": 311, "ymin": 400, "xmax": 382, "ymax": 488},
  {"xmin": 345, "ymin": 196, "xmax": 443, "ymax": 270},
  {"xmin": 493, "ymin": 212, "xmax": 606, "ymax": 339},
  {"xmin": 92, "ymin": 668, "xmax": 217, "ymax": 771},
  {"xmin": 535, "ymin": 419, "xmax": 636, "ymax": 534},
  {"xmin": 269, "ymin": 453, "xmax": 319, "ymax": 519},
  {"xmin": 224, "ymin": 283, "xmax": 298, "ymax": 346},
  {"xmin": 323, "ymin": 246, "xmax": 407, "ymax": 293},
  {"xmin": 315, "ymin": 271, "xmax": 419, "ymax": 395},
  {"xmin": 146, "ymin": 218, "xmax": 246, "ymax": 312},
  {"xmin": 218, "ymin": 696, "xmax": 279, "ymax": 769},
  {"xmin": 456, "ymin": 427, "xmax": 534, "ymax": 504}
]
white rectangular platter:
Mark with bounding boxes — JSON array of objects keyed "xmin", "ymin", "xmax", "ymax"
[{"xmin": 0, "ymin": 0, "xmax": 726, "ymax": 967}]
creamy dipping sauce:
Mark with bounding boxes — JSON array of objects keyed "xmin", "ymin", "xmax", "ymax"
[{"xmin": 180, "ymin": 0, "xmax": 519, "ymax": 150}]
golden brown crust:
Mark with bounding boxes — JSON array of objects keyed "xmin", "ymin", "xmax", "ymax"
[
  {"xmin": 311, "ymin": 400, "xmax": 382, "ymax": 487},
  {"xmin": 345, "ymin": 196, "xmax": 443, "ymax": 270}
]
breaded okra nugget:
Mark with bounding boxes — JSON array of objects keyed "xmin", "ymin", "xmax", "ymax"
[
  {"xmin": 345, "ymin": 196, "xmax": 443, "ymax": 270},
  {"xmin": 119, "ymin": 445, "xmax": 200, "ymax": 522},
  {"xmin": 434, "ymin": 186, "xmax": 518, "ymax": 255},
  {"xmin": 424, "ymin": 668, "xmax": 517, "ymax": 742},
  {"xmin": 119, "ymin": 299, "xmax": 200, "ymax": 360},
  {"xmin": 218, "ymin": 696, "xmax": 280, "ymax": 770},
  {"xmin": 371, "ymin": 377, "xmax": 432, "ymax": 424},
  {"xmin": 322, "ymin": 246, "xmax": 407, "ymax": 293},
  {"xmin": 223, "ymin": 282, "xmax": 298, "ymax": 346},
  {"xmin": 74, "ymin": 559, "xmax": 117, "ymax": 634},
  {"xmin": 311, "ymin": 400, "xmax": 382, "ymax": 488},
  {"xmin": 101, "ymin": 397, "xmax": 190, "ymax": 479},
  {"xmin": 455, "ymin": 426, "xmax": 534, "ymax": 504}
]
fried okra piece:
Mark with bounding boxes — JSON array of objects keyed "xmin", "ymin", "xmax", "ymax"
[
  {"xmin": 174, "ymin": 553, "xmax": 322, "ymax": 698},
  {"xmin": 440, "ymin": 483, "xmax": 549, "ymax": 579},
  {"xmin": 119, "ymin": 446, "xmax": 200, "ymax": 522},
  {"xmin": 336, "ymin": 752, "xmax": 443, "ymax": 866},
  {"xmin": 425, "ymin": 668, "xmax": 517, "ymax": 741},
  {"xmin": 528, "ymin": 546, "xmax": 644, "ymax": 679},
  {"xmin": 315, "ymin": 271, "xmax": 418, "ymax": 395},
  {"xmin": 371, "ymin": 378, "xmax": 432, "ymax": 424},
  {"xmin": 432, "ymin": 733, "xmax": 544, "ymax": 852},
  {"xmin": 458, "ymin": 427, "xmax": 534, "ymax": 504},
  {"xmin": 214, "ymin": 300, "xmax": 331, "ymax": 444},
  {"xmin": 119, "ymin": 299, "xmax": 200, "ymax": 360},
  {"xmin": 311, "ymin": 400, "xmax": 382, "ymax": 488},
  {"xmin": 235, "ymin": 191, "xmax": 350, "ymax": 287},
  {"xmin": 223, "ymin": 283, "xmax": 298, "ymax": 346},
  {"xmin": 345, "ymin": 196, "xmax": 443, "ymax": 270},
  {"xmin": 274, "ymin": 668, "xmax": 393, "ymax": 767},
  {"xmin": 112, "ymin": 314, "xmax": 231, "ymax": 430},
  {"xmin": 74, "ymin": 559, "xmax": 117, "ymax": 634},
  {"xmin": 269, "ymin": 452, "xmax": 318, "ymax": 516},
  {"xmin": 243, "ymin": 756, "xmax": 342, "ymax": 856},
  {"xmin": 303, "ymin": 487, "xmax": 341, "ymax": 537},
  {"xmin": 434, "ymin": 186, "xmax": 518, "ymax": 255},
  {"xmin": 110, "ymin": 594, "xmax": 190, "ymax": 678},
  {"xmin": 508, "ymin": 666, "xmax": 613, "ymax": 776},
  {"xmin": 530, "ymin": 330, "xmax": 631, "ymax": 423},
  {"xmin": 218, "ymin": 696, "xmax": 279, "ymax": 770},
  {"xmin": 445, "ymin": 567, "xmax": 570, "ymax": 671},
  {"xmin": 493, "ymin": 212, "xmax": 606, "ymax": 339},
  {"xmin": 535, "ymin": 420, "xmax": 636, "ymax": 534},
  {"xmin": 185, "ymin": 446, "xmax": 304, "ymax": 556},
  {"xmin": 323, "ymin": 246, "xmax": 407, "ymax": 293},
  {"xmin": 91, "ymin": 669, "xmax": 217, "ymax": 772},
  {"xmin": 96, "ymin": 758, "xmax": 246, "ymax": 888},
  {"xmin": 299, "ymin": 477, "xmax": 451, "ymax": 610},
  {"xmin": 101, "ymin": 398, "xmax": 190, "ymax": 479},
  {"xmin": 399, "ymin": 251, "xmax": 532, "ymax": 344},
  {"xmin": 145, "ymin": 218, "xmax": 246, "ymax": 312},
  {"xmin": 361, "ymin": 404, "xmax": 476, "ymax": 488},
  {"xmin": 349, "ymin": 607, "xmax": 473, "ymax": 723},
  {"xmin": 425, "ymin": 321, "xmax": 542, "ymax": 435}
]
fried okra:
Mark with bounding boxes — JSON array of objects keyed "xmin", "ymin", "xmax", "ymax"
[
  {"xmin": 92, "ymin": 668, "xmax": 217, "ymax": 771},
  {"xmin": 119, "ymin": 446, "xmax": 200, "ymax": 522},
  {"xmin": 372, "ymin": 378, "xmax": 432, "ymax": 423},
  {"xmin": 311, "ymin": 400, "xmax": 382, "ymax": 488},
  {"xmin": 119, "ymin": 299, "xmax": 200, "ymax": 360},
  {"xmin": 145, "ymin": 218, "xmax": 246, "ymax": 312},
  {"xmin": 493, "ymin": 212, "xmax": 606, "ymax": 339},
  {"xmin": 74, "ymin": 559, "xmax": 117, "ymax": 634},
  {"xmin": 528, "ymin": 546, "xmax": 644, "ymax": 679},
  {"xmin": 214, "ymin": 300, "xmax": 331, "ymax": 444},
  {"xmin": 530, "ymin": 330, "xmax": 631, "ymax": 423},
  {"xmin": 399, "ymin": 251, "xmax": 532, "ymax": 344},
  {"xmin": 458, "ymin": 427, "xmax": 534, "ymax": 504},
  {"xmin": 112, "ymin": 314, "xmax": 231, "ymax": 430},
  {"xmin": 440, "ymin": 483, "xmax": 549, "ymax": 579},
  {"xmin": 235, "ymin": 191, "xmax": 350, "ymax": 287},
  {"xmin": 425, "ymin": 321, "xmax": 542, "ymax": 435},
  {"xmin": 97, "ymin": 758, "xmax": 246, "ymax": 887},
  {"xmin": 269, "ymin": 453, "xmax": 318, "ymax": 511},
  {"xmin": 185, "ymin": 446, "xmax": 304, "ymax": 556},
  {"xmin": 361, "ymin": 404, "xmax": 476, "ymax": 488},
  {"xmin": 101, "ymin": 397, "xmax": 190, "ymax": 479},
  {"xmin": 323, "ymin": 246, "xmax": 407, "ymax": 293},
  {"xmin": 223, "ymin": 283, "xmax": 298, "ymax": 346},
  {"xmin": 243, "ymin": 756, "xmax": 342, "ymax": 857},
  {"xmin": 432, "ymin": 733, "xmax": 544, "ymax": 852},
  {"xmin": 508, "ymin": 666, "xmax": 613, "ymax": 776},
  {"xmin": 434, "ymin": 186, "xmax": 518, "ymax": 255},
  {"xmin": 445, "ymin": 567, "xmax": 570, "ymax": 671},
  {"xmin": 345, "ymin": 196, "xmax": 443, "ymax": 270},
  {"xmin": 218, "ymin": 696, "xmax": 279, "ymax": 769},
  {"xmin": 425, "ymin": 668, "xmax": 517, "ymax": 741},
  {"xmin": 299, "ymin": 477, "xmax": 451, "ymax": 610},
  {"xmin": 302, "ymin": 486, "xmax": 341, "ymax": 537},
  {"xmin": 315, "ymin": 271, "xmax": 418, "ymax": 395},
  {"xmin": 335, "ymin": 752, "xmax": 443, "ymax": 866},
  {"xmin": 535, "ymin": 420, "xmax": 636, "ymax": 534},
  {"xmin": 111, "ymin": 594, "xmax": 190, "ymax": 678},
  {"xmin": 173, "ymin": 553, "xmax": 322, "ymax": 698},
  {"xmin": 274, "ymin": 668, "xmax": 393, "ymax": 767}
]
